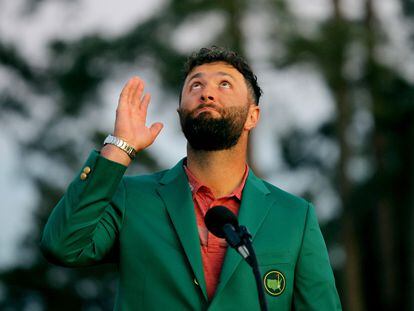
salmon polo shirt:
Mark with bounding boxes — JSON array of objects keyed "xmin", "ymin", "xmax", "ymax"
[{"xmin": 183, "ymin": 163, "xmax": 249, "ymax": 300}]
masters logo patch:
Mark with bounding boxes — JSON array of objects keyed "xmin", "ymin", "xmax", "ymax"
[{"xmin": 263, "ymin": 270, "xmax": 286, "ymax": 296}]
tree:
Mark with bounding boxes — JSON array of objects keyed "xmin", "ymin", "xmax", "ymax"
[
  {"xmin": 0, "ymin": 0, "xmax": 254, "ymax": 309},
  {"xmin": 267, "ymin": 0, "xmax": 414, "ymax": 309}
]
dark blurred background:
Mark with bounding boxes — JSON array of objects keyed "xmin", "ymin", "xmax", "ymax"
[{"xmin": 0, "ymin": 0, "xmax": 413, "ymax": 310}]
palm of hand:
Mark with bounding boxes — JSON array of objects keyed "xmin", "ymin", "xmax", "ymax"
[{"xmin": 114, "ymin": 77, "xmax": 163, "ymax": 151}]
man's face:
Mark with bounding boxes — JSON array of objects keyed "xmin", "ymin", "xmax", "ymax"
[{"xmin": 178, "ymin": 62, "xmax": 254, "ymax": 151}]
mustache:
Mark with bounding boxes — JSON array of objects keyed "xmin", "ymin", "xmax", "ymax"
[
  {"xmin": 177, "ymin": 103, "xmax": 223, "ymax": 117},
  {"xmin": 193, "ymin": 103, "xmax": 223, "ymax": 115}
]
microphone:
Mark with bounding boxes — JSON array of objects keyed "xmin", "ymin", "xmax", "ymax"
[
  {"xmin": 204, "ymin": 205, "xmax": 268, "ymax": 311},
  {"xmin": 204, "ymin": 206, "xmax": 252, "ymax": 265}
]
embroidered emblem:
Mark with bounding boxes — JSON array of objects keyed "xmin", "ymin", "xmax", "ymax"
[{"xmin": 263, "ymin": 270, "xmax": 286, "ymax": 296}]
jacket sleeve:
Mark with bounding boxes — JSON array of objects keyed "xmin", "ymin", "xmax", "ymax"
[
  {"xmin": 39, "ymin": 150, "xmax": 127, "ymax": 267},
  {"xmin": 293, "ymin": 202, "xmax": 342, "ymax": 310}
]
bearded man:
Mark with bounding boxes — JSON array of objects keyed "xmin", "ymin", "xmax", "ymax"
[{"xmin": 40, "ymin": 47, "xmax": 341, "ymax": 310}]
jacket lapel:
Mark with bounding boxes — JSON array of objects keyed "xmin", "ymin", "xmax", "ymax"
[
  {"xmin": 156, "ymin": 160, "xmax": 208, "ymax": 301},
  {"xmin": 213, "ymin": 170, "xmax": 274, "ymax": 300}
]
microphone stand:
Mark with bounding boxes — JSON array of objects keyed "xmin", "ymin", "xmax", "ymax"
[
  {"xmin": 238, "ymin": 226, "xmax": 268, "ymax": 311},
  {"xmin": 206, "ymin": 206, "xmax": 268, "ymax": 311}
]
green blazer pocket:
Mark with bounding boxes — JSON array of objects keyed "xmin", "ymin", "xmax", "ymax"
[
  {"xmin": 257, "ymin": 253, "xmax": 294, "ymax": 310},
  {"xmin": 256, "ymin": 252, "xmax": 292, "ymax": 298}
]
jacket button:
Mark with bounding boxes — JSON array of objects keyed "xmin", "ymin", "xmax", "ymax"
[
  {"xmin": 83, "ymin": 166, "xmax": 91, "ymax": 174},
  {"xmin": 80, "ymin": 172, "xmax": 88, "ymax": 180}
]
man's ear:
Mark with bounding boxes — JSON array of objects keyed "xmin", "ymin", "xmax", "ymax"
[{"xmin": 244, "ymin": 104, "xmax": 260, "ymax": 130}]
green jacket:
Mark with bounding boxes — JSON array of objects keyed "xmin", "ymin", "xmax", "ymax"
[{"xmin": 40, "ymin": 151, "xmax": 341, "ymax": 310}]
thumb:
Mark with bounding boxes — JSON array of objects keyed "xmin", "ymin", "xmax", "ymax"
[{"xmin": 149, "ymin": 122, "xmax": 164, "ymax": 140}]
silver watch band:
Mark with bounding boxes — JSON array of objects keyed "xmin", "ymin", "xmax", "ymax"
[{"xmin": 103, "ymin": 134, "xmax": 136, "ymax": 159}]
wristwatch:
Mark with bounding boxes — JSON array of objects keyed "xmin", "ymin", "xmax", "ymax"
[{"xmin": 103, "ymin": 134, "xmax": 137, "ymax": 159}]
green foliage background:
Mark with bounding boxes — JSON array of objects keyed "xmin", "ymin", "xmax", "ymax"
[{"xmin": 0, "ymin": 0, "xmax": 413, "ymax": 310}]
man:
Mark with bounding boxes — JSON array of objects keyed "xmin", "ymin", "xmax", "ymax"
[{"xmin": 40, "ymin": 46, "xmax": 341, "ymax": 310}]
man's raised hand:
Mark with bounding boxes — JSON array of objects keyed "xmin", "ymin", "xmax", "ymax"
[{"xmin": 101, "ymin": 77, "xmax": 163, "ymax": 166}]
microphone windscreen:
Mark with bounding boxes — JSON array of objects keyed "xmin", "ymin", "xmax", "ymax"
[{"xmin": 204, "ymin": 205, "xmax": 239, "ymax": 238}]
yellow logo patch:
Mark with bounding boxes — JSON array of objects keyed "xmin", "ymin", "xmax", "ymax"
[{"xmin": 263, "ymin": 270, "xmax": 286, "ymax": 296}]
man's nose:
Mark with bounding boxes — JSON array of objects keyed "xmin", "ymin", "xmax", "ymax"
[
  {"xmin": 200, "ymin": 94, "xmax": 215, "ymax": 102},
  {"xmin": 200, "ymin": 86, "xmax": 215, "ymax": 102}
]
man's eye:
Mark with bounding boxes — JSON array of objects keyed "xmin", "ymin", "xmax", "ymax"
[
  {"xmin": 191, "ymin": 82, "xmax": 202, "ymax": 89},
  {"xmin": 220, "ymin": 81, "xmax": 231, "ymax": 88}
]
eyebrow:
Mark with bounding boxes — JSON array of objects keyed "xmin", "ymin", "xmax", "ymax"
[{"xmin": 187, "ymin": 71, "xmax": 235, "ymax": 82}]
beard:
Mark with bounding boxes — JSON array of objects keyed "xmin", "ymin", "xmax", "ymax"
[{"xmin": 177, "ymin": 103, "xmax": 249, "ymax": 151}]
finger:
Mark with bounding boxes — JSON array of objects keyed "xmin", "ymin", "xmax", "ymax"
[
  {"xmin": 139, "ymin": 93, "xmax": 151, "ymax": 115},
  {"xmin": 149, "ymin": 122, "xmax": 164, "ymax": 140},
  {"xmin": 130, "ymin": 78, "xmax": 145, "ymax": 107},
  {"xmin": 119, "ymin": 77, "xmax": 137, "ymax": 108}
]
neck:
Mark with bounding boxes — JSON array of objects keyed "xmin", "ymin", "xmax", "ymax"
[{"xmin": 186, "ymin": 136, "xmax": 248, "ymax": 198}]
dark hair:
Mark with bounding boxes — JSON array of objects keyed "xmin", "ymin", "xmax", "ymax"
[{"xmin": 181, "ymin": 46, "xmax": 262, "ymax": 105}]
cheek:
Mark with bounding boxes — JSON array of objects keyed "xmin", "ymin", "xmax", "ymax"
[
  {"xmin": 221, "ymin": 87, "xmax": 248, "ymax": 102},
  {"xmin": 180, "ymin": 94, "xmax": 198, "ymax": 112},
  {"xmin": 182, "ymin": 88, "xmax": 201, "ymax": 100},
  {"xmin": 219, "ymin": 90, "xmax": 237, "ymax": 101}
]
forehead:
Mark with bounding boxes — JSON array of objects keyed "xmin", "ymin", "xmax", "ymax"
[{"xmin": 185, "ymin": 61, "xmax": 244, "ymax": 82}]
